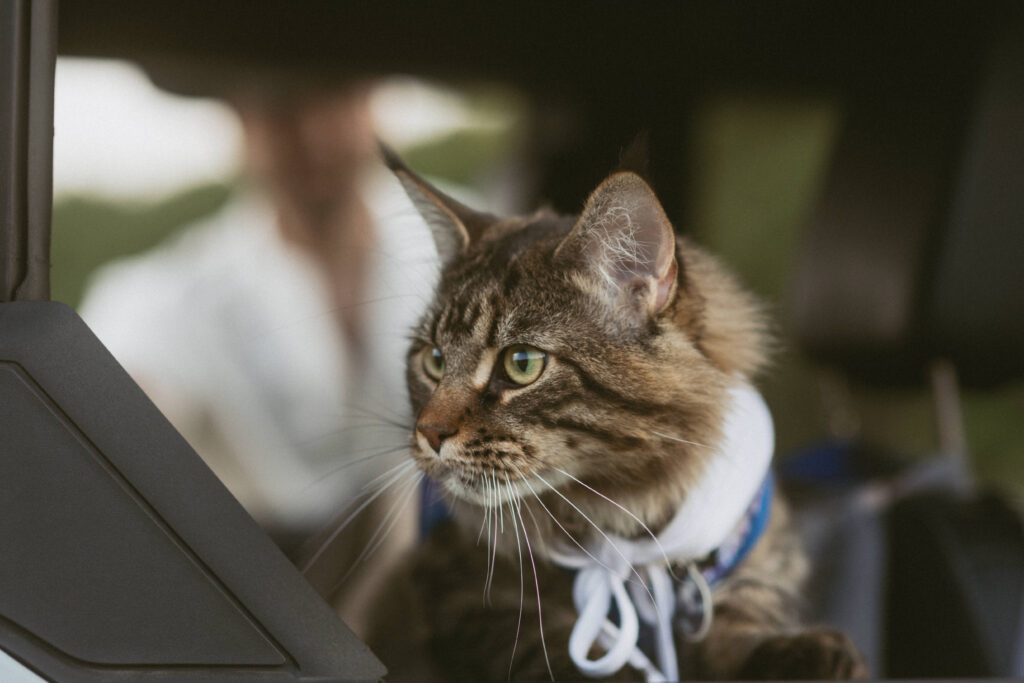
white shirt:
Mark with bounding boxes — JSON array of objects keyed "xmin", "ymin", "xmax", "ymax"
[{"xmin": 79, "ymin": 170, "xmax": 438, "ymax": 533}]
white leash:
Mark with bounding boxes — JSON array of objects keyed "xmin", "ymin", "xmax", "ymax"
[{"xmin": 547, "ymin": 382, "xmax": 775, "ymax": 681}]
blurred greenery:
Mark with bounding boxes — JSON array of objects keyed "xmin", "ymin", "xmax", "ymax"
[
  {"xmin": 690, "ymin": 96, "xmax": 852, "ymax": 458},
  {"xmin": 403, "ymin": 127, "xmax": 515, "ymax": 187},
  {"xmin": 964, "ymin": 384, "xmax": 1024, "ymax": 497},
  {"xmin": 690, "ymin": 94, "xmax": 1024, "ymax": 496},
  {"xmin": 692, "ymin": 95, "xmax": 840, "ymax": 299},
  {"xmin": 51, "ymin": 92, "xmax": 1023, "ymax": 496},
  {"xmin": 51, "ymin": 182, "xmax": 235, "ymax": 308},
  {"xmin": 401, "ymin": 85, "xmax": 523, "ymax": 186}
]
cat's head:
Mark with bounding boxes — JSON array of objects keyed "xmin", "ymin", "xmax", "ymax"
[{"xmin": 386, "ymin": 148, "xmax": 767, "ymax": 526}]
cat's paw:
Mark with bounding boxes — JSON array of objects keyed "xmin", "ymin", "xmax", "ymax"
[{"xmin": 736, "ymin": 628, "xmax": 868, "ymax": 680}]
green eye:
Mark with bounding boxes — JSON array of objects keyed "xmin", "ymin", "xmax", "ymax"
[
  {"xmin": 422, "ymin": 346, "xmax": 445, "ymax": 380},
  {"xmin": 502, "ymin": 345, "xmax": 547, "ymax": 385}
]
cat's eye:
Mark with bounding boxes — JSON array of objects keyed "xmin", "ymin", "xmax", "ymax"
[
  {"xmin": 502, "ymin": 345, "xmax": 547, "ymax": 386},
  {"xmin": 422, "ymin": 346, "xmax": 445, "ymax": 381}
]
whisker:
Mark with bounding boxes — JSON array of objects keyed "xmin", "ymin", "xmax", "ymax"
[
  {"xmin": 534, "ymin": 473, "xmax": 659, "ymax": 615},
  {"xmin": 476, "ymin": 472, "xmax": 493, "ymax": 546},
  {"xmin": 295, "ymin": 424, "xmax": 408, "ymax": 450},
  {"xmin": 255, "ymin": 293, "xmax": 428, "ymax": 338},
  {"xmin": 552, "ymin": 466, "xmax": 679, "ymax": 580},
  {"xmin": 301, "ymin": 443, "xmax": 411, "ymax": 493},
  {"xmin": 483, "ymin": 477, "xmax": 495, "ymax": 603},
  {"xmin": 299, "ymin": 459, "xmax": 415, "ymax": 575},
  {"xmin": 512, "ymin": 494, "xmax": 554, "ymax": 681},
  {"xmin": 242, "ymin": 293, "xmax": 431, "ymax": 352},
  {"xmin": 336, "ymin": 400, "xmax": 412, "ymax": 430},
  {"xmin": 520, "ymin": 475, "xmax": 614, "ymax": 576},
  {"xmin": 506, "ymin": 463, "xmax": 548, "ymax": 552},
  {"xmin": 651, "ymin": 430, "xmax": 709, "ymax": 449},
  {"xmin": 330, "ymin": 470, "xmax": 423, "ymax": 592},
  {"xmin": 485, "ymin": 481, "xmax": 497, "ymax": 602},
  {"xmin": 486, "ymin": 472, "xmax": 502, "ymax": 604},
  {"xmin": 505, "ymin": 473, "xmax": 525, "ymax": 682},
  {"xmin": 494, "ymin": 470, "xmax": 505, "ymax": 535},
  {"xmin": 477, "ymin": 487, "xmax": 491, "ymax": 545},
  {"xmin": 357, "ymin": 454, "xmax": 417, "ymax": 493},
  {"xmin": 516, "ymin": 490, "xmax": 547, "ymax": 556},
  {"xmin": 356, "ymin": 470, "xmax": 424, "ymax": 563}
]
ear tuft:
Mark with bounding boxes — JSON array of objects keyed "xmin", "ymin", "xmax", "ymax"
[
  {"xmin": 378, "ymin": 140, "xmax": 407, "ymax": 174},
  {"xmin": 556, "ymin": 172, "xmax": 678, "ymax": 320},
  {"xmin": 616, "ymin": 131, "xmax": 651, "ymax": 182},
  {"xmin": 379, "ymin": 140, "xmax": 496, "ymax": 264}
]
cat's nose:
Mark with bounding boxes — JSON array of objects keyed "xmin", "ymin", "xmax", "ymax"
[{"xmin": 417, "ymin": 422, "xmax": 457, "ymax": 453}]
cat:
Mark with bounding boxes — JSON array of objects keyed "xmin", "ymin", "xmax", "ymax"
[{"xmin": 367, "ymin": 146, "xmax": 866, "ymax": 681}]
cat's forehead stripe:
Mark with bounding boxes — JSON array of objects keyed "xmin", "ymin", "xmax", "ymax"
[
  {"xmin": 439, "ymin": 298, "xmax": 479, "ymax": 338},
  {"xmin": 471, "ymin": 297, "xmax": 494, "ymax": 341},
  {"xmin": 501, "ymin": 262, "xmax": 522, "ymax": 297},
  {"xmin": 485, "ymin": 294, "xmax": 503, "ymax": 347},
  {"xmin": 462, "ymin": 298, "xmax": 482, "ymax": 332},
  {"xmin": 441, "ymin": 302, "xmax": 460, "ymax": 336},
  {"xmin": 471, "ymin": 348, "xmax": 498, "ymax": 390}
]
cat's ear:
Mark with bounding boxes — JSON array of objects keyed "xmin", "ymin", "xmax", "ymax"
[
  {"xmin": 616, "ymin": 131, "xmax": 651, "ymax": 181},
  {"xmin": 380, "ymin": 142, "xmax": 496, "ymax": 263},
  {"xmin": 556, "ymin": 171, "xmax": 678, "ymax": 319}
]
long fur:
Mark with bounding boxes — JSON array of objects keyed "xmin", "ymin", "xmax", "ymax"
[{"xmin": 367, "ymin": 166, "xmax": 865, "ymax": 681}]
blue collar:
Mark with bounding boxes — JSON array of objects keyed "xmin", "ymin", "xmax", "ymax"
[
  {"xmin": 419, "ymin": 471, "xmax": 774, "ymax": 651},
  {"xmin": 699, "ymin": 471, "xmax": 775, "ymax": 586},
  {"xmin": 671, "ymin": 472, "xmax": 774, "ymax": 642},
  {"xmin": 419, "ymin": 475, "xmax": 450, "ymax": 540},
  {"xmin": 419, "ymin": 471, "xmax": 774, "ymax": 580}
]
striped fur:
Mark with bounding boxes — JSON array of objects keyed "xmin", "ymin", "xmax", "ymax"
[{"xmin": 369, "ymin": 168, "xmax": 865, "ymax": 681}]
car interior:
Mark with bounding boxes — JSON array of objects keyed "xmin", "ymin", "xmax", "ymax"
[{"xmin": 2, "ymin": 1, "xmax": 1022, "ymax": 680}]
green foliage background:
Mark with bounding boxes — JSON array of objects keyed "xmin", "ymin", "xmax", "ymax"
[
  {"xmin": 52, "ymin": 96, "xmax": 1024, "ymax": 496},
  {"xmin": 52, "ymin": 182, "xmax": 235, "ymax": 307}
]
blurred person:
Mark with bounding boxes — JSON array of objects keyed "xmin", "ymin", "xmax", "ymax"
[{"xmin": 79, "ymin": 79, "xmax": 437, "ymax": 634}]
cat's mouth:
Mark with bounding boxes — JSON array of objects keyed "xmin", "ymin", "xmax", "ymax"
[
  {"xmin": 441, "ymin": 470, "xmax": 529, "ymax": 506},
  {"xmin": 411, "ymin": 430, "xmax": 557, "ymax": 505},
  {"xmin": 433, "ymin": 458, "xmax": 575, "ymax": 509}
]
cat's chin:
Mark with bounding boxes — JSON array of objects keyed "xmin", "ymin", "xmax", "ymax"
[
  {"xmin": 438, "ymin": 465, "xmax": 573, "ymax": 509},
  {"xmin": 441, "ymin": 472, "xmax": 518, "ymax": 507}
]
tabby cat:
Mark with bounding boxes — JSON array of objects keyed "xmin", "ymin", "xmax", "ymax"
[{"xmin": 367, "ymin": 148, "xmax": 866, "ymax": 681}]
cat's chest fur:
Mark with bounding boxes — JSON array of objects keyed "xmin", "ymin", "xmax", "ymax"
[{"xmin": 367, "ymin": 147, "xmax": 867, "ymax": 681}]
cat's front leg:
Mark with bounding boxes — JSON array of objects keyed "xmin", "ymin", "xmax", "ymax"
[
  {"xmin": 415, "ymin": 522, "xmax": 645, "ymax": 681},
  {"xmin": 428, "ymin": 593, "xmax": 645, "ymax": 681},
  {"xmin": 735, "ymin": 627, "xmax": 868, "ymax": 680},
  {"xmin": 683, "ymin": 597, "xmax": 867, "ymax": 680}
]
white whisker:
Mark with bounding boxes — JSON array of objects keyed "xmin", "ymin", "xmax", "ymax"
[
  {"xmin": 331, "ymin": 470, "xmax": 423, "ymax": 591},
  {"xmin": 357, "ymin": 452, "xmax": 417, "ymax": 492},
  {"xmin": 534, "ymin": 472, "xmax": 659, "ymax": 614},
  {"xmin": 520, "ymin": 475, "xmax": 614, "ymax": 576},
  {"xmin": 517, "ymin": 489, "xmax": 547, "ymax": 548},
  {"xmin": 300, "ymin": 444, "xmax": 410, "ymax": 493},
  {"xmin": 355, "ymin": 471, "xmax": 423, "ymax": 562},
  {"xmin": 552, "ymin": 466, "xmax": 679, "ymax": 579},
  {"xmin": 477, "ymin": 475, "xmax": 491, "ymax": 545},
  {"xmin": 651, "ymin": 430, "xmax": 709, "ymax": 449},
  {"xmin": 505, "ymin": 473, "xmax": 525, "ymax": 681},
  {"xmin": 483, "ymin": 477, "xmax": 496, "ymax": 603},
  {"xmin": 296, "ymin": 421, "xmax": 409, "ymax": 448},
  {"xmin": 486, "ymin": 477, "xmax": 501, "ymax": 604},
  {"xmin": 299, "ymin": 459, "xmax": 416, "ymax": 575},
  {"xmin": 494, "ymin": 470, "xmax": 505, "ymax": 534},
  {"xmin": 507, "ymin": 464, "xmax": 547, "ymax": 550},
  {"xmin": 337, "ymin": 397, "xmax": 411, "ymax": 425},
  {"xmin": 513, "ymin": 493, "xmax": 553, "ymax": 681}
]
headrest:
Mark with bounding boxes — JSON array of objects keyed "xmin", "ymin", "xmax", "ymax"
[{"xmin": 789, "ymin": 25, "xmax": 1024, "ymax": 389}]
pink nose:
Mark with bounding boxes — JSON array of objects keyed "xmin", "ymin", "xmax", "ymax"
[{"xmin": 418, "ymin": 422, "xmax": 457, "ymax": 452}]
